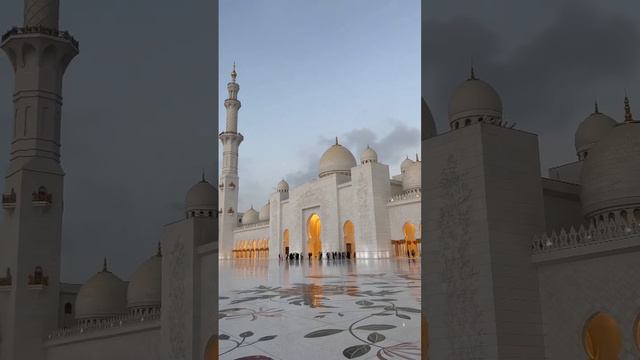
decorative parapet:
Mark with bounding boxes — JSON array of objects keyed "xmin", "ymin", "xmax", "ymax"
[
  {"xmin": 388, "ymin": 189, "xmax": 421, "ymax": 203},
  {"xmin": 47, "ymin": 309, "xmax": 161, "ymax": 341},
  {"xmin": 1, "ymin": 26, "xmax": 79, "ymax": 49},
  {"xmin": 236, "ymin": 220, "xmax": 269, "ymax": 231},
  {"xmin": 531, "ymin": 218, "xmax": 640, "ymax": 256}
]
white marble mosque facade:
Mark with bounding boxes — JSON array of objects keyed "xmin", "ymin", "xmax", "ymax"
[{"xmin": 1, "ymin": 1, "xmax": 640, "ymax": 359}]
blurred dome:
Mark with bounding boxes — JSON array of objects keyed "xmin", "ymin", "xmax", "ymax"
[
  {"xmin": 75, "ymin": 260, "xmax": 127, "ymax": 321},
  {"xmin": 127, "ymin": 249, "xmax": 161, "ymax": 311},
  {"xmin": 575, "ymin": 105, "xmax": 616, "ymax": 159},
  {"xmin": 403, "ymin": 160, "xmax": 421, "ymax": 191},
  {"xmin": 277, "ymin": 179, "xmax": 289, "ymax": 193},
  {"xmin": 185, "ymin": 178, "xmax": 216, "ymax": 212},
  {"xmin": 422, "ymin": 97, "xmax": 437, "ymax": 139},
  {"xmin": 242, "ymin": 206, "xmax": 259, "ymax": 225},
  {"xmin": 448, "ymin": 71, "xmax": 502, "ymax": 128},
  {"xmin": 401, "ymin": 156, "xmax": 414, "ymax": 174},
  {"xmin": 361, "ymin": 145, "xmax": 378, "ymax": 164}
]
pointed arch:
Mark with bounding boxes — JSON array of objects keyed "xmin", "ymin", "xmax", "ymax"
[
  {"xmin": 283, "ymin": 229, "xmax": 290, "ymax": 255},
  {"xmin": 307, "ymin": 213, "xmax": 322, "ymax": 257},
  {"xmin": 582, "ymin": 312, "xmax": 622, "ymax": 359},
  {"xmin": 343, "ymin": 220, "xmax": 355, "ymax": 255}
]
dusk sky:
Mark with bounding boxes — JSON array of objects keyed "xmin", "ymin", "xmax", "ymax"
[
  {"xmin": 424, "ymin": 0, "xmax": 640, "ymax": 172},
  {"xmin": 219, "ymin": 0, "xmax": 421, "ymax": 212}
]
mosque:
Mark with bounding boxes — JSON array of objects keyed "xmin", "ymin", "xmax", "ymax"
[
  {"xmin": 218, "ymin": 67, "xmax": 423, "ymax": 261},
  {"xmin": 421, "ymin": 70, "xmax": 640, "ymax": 358},
  {"xmin": 1, "ymin": 1, "xmax": 639, "ymax": 360}
]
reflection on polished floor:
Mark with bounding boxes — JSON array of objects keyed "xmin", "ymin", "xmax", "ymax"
[{"xmin": 219, "ymin": 258, "xmax": 421, "ymax": 360}]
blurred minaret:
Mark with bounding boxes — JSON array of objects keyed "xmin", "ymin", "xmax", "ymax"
[{"xmin": 0, "ymin": 0, "xmax": 78, "ymax": 359}]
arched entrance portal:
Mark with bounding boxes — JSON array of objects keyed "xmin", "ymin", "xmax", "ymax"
[
  {"xmin": 307, "ymin": 213, "xmax": 322, "ymax": 257},
  {"xmin": 283, "ymin": 229, "xmax": 290, "ymax": 255},
  {"xmin": 583, "ymin": 312, "xmax": 622, "ymax": 359},
  {"xmin": 344, "ymin": 220, "xmax": 355, "ymax": 255},
  {"xmin": 404, "ymin": 222, "xmax": 418, "ymax": 257}
]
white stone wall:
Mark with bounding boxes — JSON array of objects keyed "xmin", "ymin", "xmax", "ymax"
[
  {"xmin": 548, "ymin": 160, "xmax": 582, "ymax": 184},
  {"xmin": 542, "ymin": 178, "xmax": 584, "ymax": 233},
  {"xmin": 537, "ymin": 249, "xmax": 640, "ymax": 359},
  {"xmin": 388, "ymin": 199, "xmax": 421, "ymax": 240},
  {"xmin": 46, "ymin": 325, "xmax": 160, "ymax": 360}
]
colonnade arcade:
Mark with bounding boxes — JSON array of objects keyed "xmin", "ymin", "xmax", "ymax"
[
  {"xmin": 391, "ymin": 222, "xmax": 421, "ymax": 258},
  {"xmin": 231, "ymin": 239, "xmax": 269, "ymax": 258}
]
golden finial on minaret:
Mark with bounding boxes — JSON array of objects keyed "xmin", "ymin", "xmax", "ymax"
[
  {"xmin": 102, "ymin": 257, "xmax": 108, "ymax": 272},
  {"xmin": 231, "ymin": 62, "xmax": 237, "ymax": 83},
  {"xmin": 157, "ymin": 241, "xmax": 162, "ymax": 257},
  {"xmin": 624, "ymin": 94, "xmax": 633, "ymax": 122},
  {"xmin": 335, "ymin": 137, "xmax": 339, "ymax": 145},
  {"xmin": 594, "ymin": 99, "xmax": 599, "ymax": 114},
  {"xmin": 470, "ymin": 65, "xmax": 476, "ymax": 80}
]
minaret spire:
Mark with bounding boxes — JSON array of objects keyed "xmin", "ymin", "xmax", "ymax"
[
  {"xmin": 594, "ymin": 99, "xmax": 599, "ymax": 114},
  {"xmin": 102, "ymin": 257, "xmax": 108, "ymax": 272},
  {"xmin": 231, "ymin": 62, "xmax": 237, "ymax": 83},
  {"xmin": 624, "ymin": 93, "xmax": 633, "ymax": 122}
]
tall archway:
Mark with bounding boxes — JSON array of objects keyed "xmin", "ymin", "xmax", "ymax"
[
  {"xmin": 283, "ymin": 229, "xmax": 290, "ymax": 255},
  {"xmin": 403, "ymin": 222, "xmax": 418, "ymax": 257},
  {"xmin": 583, "ymin": 312, "xmax": 622, "ymax": 359},
  {"xmin": 343, "ymin": 220, "xmax": 355, "ymax": 255},
  {"xmin": 307, "ymin": 213, "xmax": 322, "ymax": 257}
]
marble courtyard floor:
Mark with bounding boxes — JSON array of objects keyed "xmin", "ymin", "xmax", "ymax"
[{"xmin": 219, "ymin": 258, "xmax": 421, "ymax": 360}]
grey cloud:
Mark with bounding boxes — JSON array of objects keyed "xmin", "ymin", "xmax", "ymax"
[{"xmin": 424, "ymin": 1, "xmax": 640, "ymax": 171}]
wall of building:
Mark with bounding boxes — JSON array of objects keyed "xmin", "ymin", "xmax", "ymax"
[
  {"xmin": 548, "ymin": 160, "xmax": 582, "ymax": 184},
  {"xmin": 541, "ymin": 178, "xmax": 584, "ymax": 233},
  {"xmin": 537, "ymin": 249, "xmax": 640, "ymax": 359},
  {"xmin": 46, "ymin": 325, "xmax": 160, "ymax": 360},
  {"xmin": 388, "ymin": 200, "xmax": 420, "ymax": 240}
]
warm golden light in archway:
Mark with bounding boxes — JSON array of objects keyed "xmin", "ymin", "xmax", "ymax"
[
  {"xmin": 283, "ymin": 229, "xmax": 290, "ymax": 255},
  {"xmin": 307, "ymin": 213, "xmax": 322, "ymax": 257},
  {"xmin": 344, "ymin": 220, "xmax": 355, "ymax": 254},
  {"xmin": 403, "ymin": 222, "xmax": 418, "ymax": 257},
  {"xmin": 204, "ymin": 335, "xmax": 218, "ymax": 360},
  {"xmin": 583, "ymin": 312, "xmax": 622, "ymax": 360}
]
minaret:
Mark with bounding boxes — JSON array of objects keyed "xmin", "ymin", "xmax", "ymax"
[
  {"xmin": 0, "ymin": 1, "xmax": 78, "ymax": 359},
  {"xmin": 218, "ymin": 64, "xmax": 244, "ymax": 259}
]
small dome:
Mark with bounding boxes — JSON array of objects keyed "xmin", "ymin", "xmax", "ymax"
[
  {"xmin": 185, "ymin": 178, "xmax": 216, "ymax": 212},
  {"xmin": 75, "ymin": 261, "xmax": 127, "ymax": 321},
  {"xmin": 242, "ymin": 206, "xmax": 259, "ymax": 225},
  {"xmin": 361, "ymin": 145, "xmax": 378, "ymax": 164},
  {"xmin": 422, "ymin": 98, "xmax": 437, "ymax": 139},
  {"xmin": 319, "ymin": 138, "xmax": 357, "ymax": 178},
  {"xmin": 448, "ymin": 72, "xmax": 502, "ymax": 127},
  {"xmin": 277, "ymin": 179, "xmax": 289, "ymax": 193},
  {"xmin": 259, "ymin": 202, "xmax": 270, "ymax": 221},
  {"xmin": 575, "ymin": 107, "xmax": 616, "ymax": 158},
  {"xmin": 127, "ymin": 251, "xmax": 161, "ymax": 310},
  {"xmin": 401, "ymin": 156, "xmax": 414, "ymax": 174},
  {"xmin": 581, "ymin": 120, "xmax": 640, "ymax": 218}
]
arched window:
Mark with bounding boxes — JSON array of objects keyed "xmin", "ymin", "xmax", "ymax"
[
  {"xmin": 465, "ymin": 118, "xmax": 471, "ymax": 126},
  {"xmin": 64, "ymin": 302, "xmax": 72, "ymax": 314},
  {"xmin": 582, "ymin": 312, "xmax": 622, "ymax": 360}
]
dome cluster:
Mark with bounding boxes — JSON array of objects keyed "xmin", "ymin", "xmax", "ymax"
[
  {"xmin": 580, "ymin": 97, "xmax": 639, "ymax": 220},
  {"xmin": 75, "ymin": 250, "xmax": 162, "ymax": 324}
]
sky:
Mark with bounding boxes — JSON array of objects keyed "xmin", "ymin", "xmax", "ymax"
[
  {"xmin": 219, "ymin": 0, "xmax": 421, "ymax": 212},
  {"xmin": 0, "ymin": 0, "xmax": 420, "ymax": 283},
  {"xmin": 0, "ymin": 1, "xmax": 218, "ymax": 283},
  {"xmin": 423, "ymin": 0, "xmax": 640, "ymax": 173}
]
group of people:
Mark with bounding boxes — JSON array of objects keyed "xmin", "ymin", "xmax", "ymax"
[{"xmin": 279, "ymin": 251, "xmax": 356, "ymax": 262}]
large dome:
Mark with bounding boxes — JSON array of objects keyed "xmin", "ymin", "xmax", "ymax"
[
  {"xmin": 581, "ymin": 120, "xmax": 640, "ymax": 218},
  {"xmin": 75, "ymin": 262, "xmax": 127, "ymax": 321},
  {"xmin": 185, "ymin": 179, "xmax": 216, "ymax": 212},
  {"xmin": 575, "ymin": 108, "xmax": 616, "ymax": 159},
  {"xmin": 422, "ymin": 98, "xmax": 437, "ymax": 140},
  {"xmin": 448, "ymin": 73, "xmax": 502, "ymax": 127},
  {"xmin": 401, "ymin": 156, "xmax": 414, "ymax": 174},
  {"xmin": 127, "ymin": 251, "xmax": 162, "ymax": 310},
  {"xmin": 319, "ymin": 139, "xmax": 357, "ymax": 178},
  {"xmin": 242, "ymin": 206, "xmax": 259, "ymax": 225}
]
